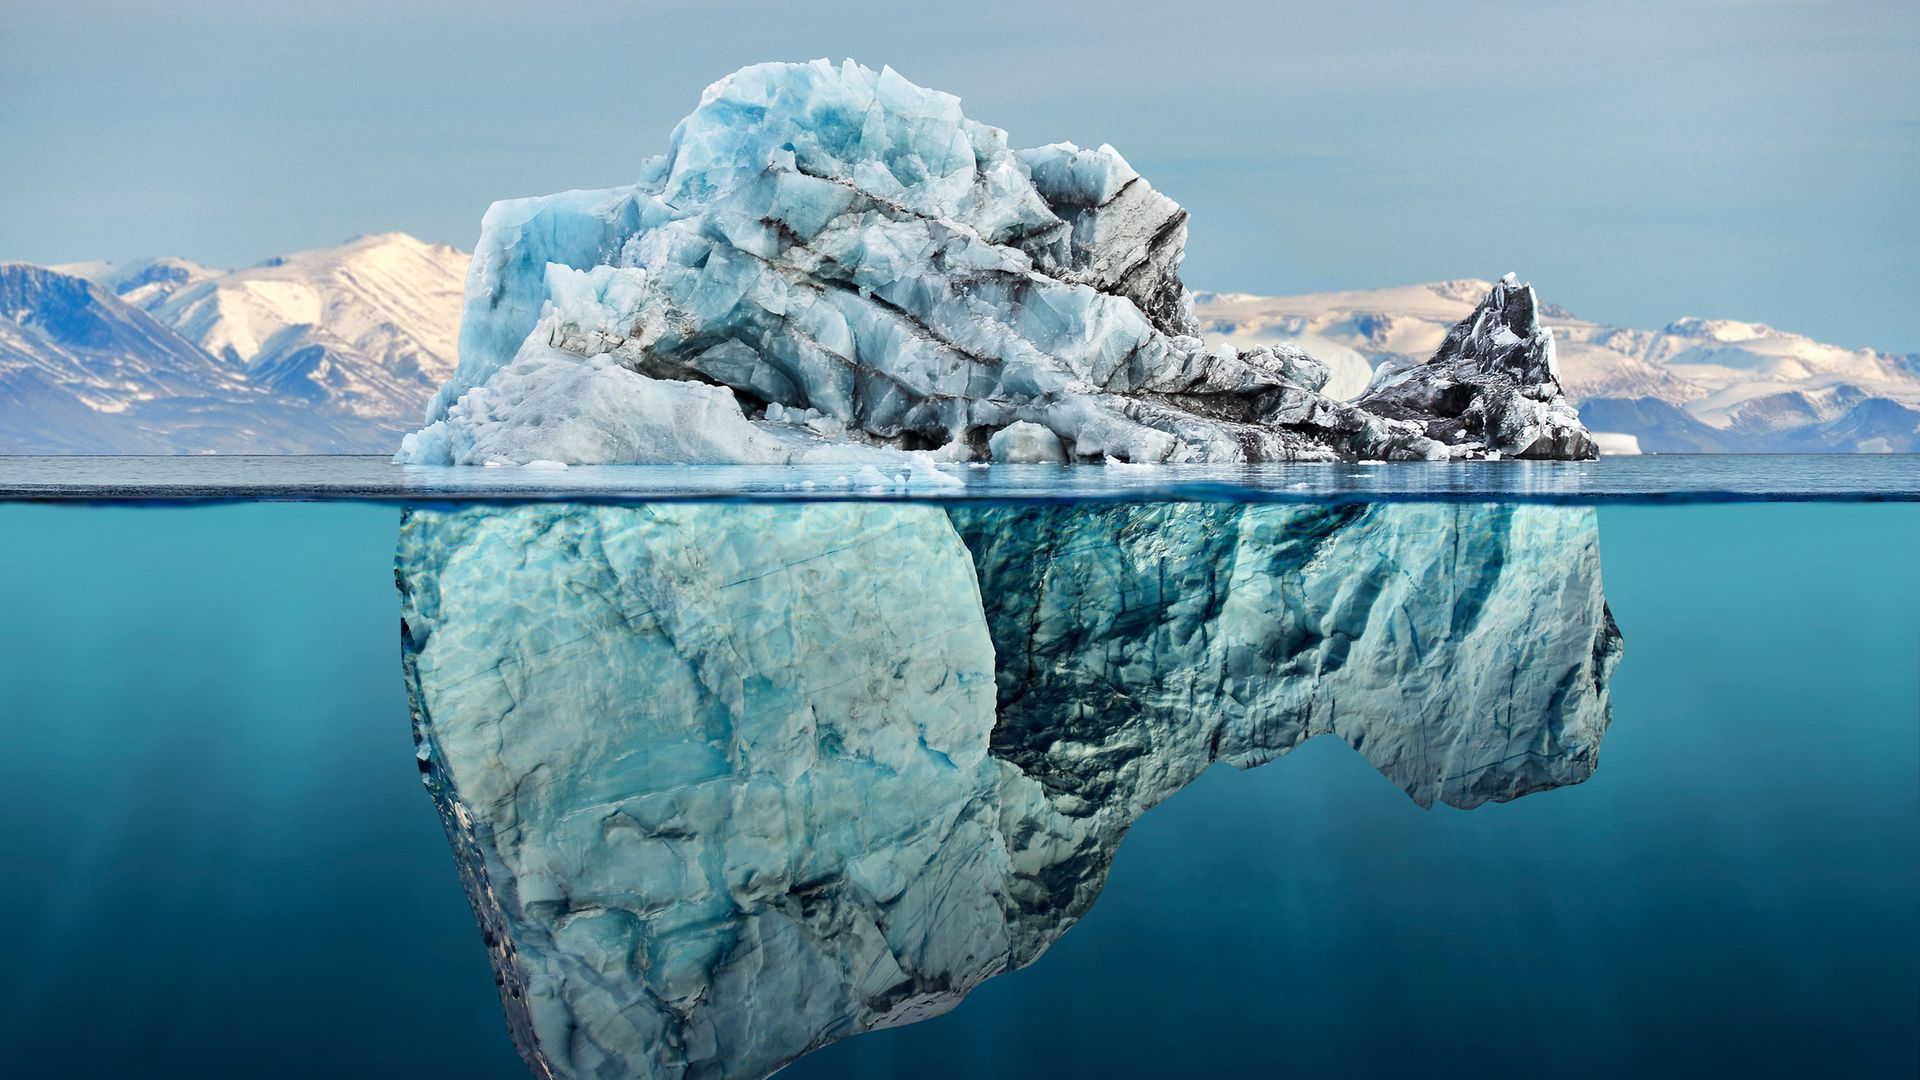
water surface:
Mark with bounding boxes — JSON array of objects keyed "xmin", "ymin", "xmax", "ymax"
[{"xmin": 4, "ymin": 453, "xmax": 1920, "ymax": 503}]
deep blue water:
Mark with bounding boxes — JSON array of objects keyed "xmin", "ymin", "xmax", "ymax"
[{"xmin": 0, "ymin": 500, "xmax": 1915, "ymax": 1078}]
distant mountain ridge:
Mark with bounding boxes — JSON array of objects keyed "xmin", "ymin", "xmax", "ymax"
[
  {"xmin": 1195, "ymin": 283, "xmax": 1920, "ymax": 452},
  {"xmin": 4, "ymin": 241, "xmax": 1914, "ymax": 453},
  {"xmin": 2, "ymin": 233, "xmax": 464, "ymax": 453}
]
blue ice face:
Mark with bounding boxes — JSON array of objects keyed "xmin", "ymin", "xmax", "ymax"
[{"xmin": 398, "ymin": 499, "xmax": 1618, "ymax": 1080}]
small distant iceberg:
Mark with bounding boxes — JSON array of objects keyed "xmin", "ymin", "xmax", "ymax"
[{"xmin": 397, "ymin": 60, "xmax": 1596, "ymax": 467}]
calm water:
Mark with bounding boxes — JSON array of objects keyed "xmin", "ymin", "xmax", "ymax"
[
  {"xmin": 5, "ymin": 453, "xmax": 1920, "ymax": 503},
  {"xmin": 0, "ymin": 462, "xmax": 1915, "ymax": 1078}
]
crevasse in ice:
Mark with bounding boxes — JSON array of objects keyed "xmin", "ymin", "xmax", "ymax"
[{"xmin": 397, "ymin": 60, "xmax": 1596, "ymax": 466}]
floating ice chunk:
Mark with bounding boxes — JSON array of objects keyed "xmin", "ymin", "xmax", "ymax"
[
  {"xmin": 1591, "ymin": 431, "xmax": 1644, "ymax": 456},
  {"xmin": 433, "ymin": 187, "xmax": 652, "ymax": 421},
  {"xmin": 398, "ymin": 338, "xmax": 790, "ymax": 466},
  {"xmin": 1355, "ymin": 274, "xmax": 1597, "ymax": 459},
  {"xmin": 988, "ymin": 421, "xmax": 1067, "ymax": 463}
]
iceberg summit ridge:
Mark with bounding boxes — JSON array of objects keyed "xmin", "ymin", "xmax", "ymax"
[{"xmin": 397, "ymin": 60, "xmax": 1597, "ymax": 466}]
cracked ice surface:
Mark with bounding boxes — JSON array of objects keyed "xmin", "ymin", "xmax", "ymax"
[
  {"xmin": 398, "ymin": 500, "xmax": 1621, "ymax": 1080},
  {"xmin": 397, "ymin": 60, "xmax": 1595, "ymax": 467}
]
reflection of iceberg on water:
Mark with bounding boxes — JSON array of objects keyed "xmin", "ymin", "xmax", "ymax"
[{"xmin": 396, "ymin": 501, "xmax": 1622, "ymax": 1080}]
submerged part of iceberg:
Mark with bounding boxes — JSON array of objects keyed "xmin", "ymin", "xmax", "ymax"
[
  {"xmin": 398, "ymin": 499, "xmax": 1621, "ymax": 1080},
  {"xmin": 399, "ymin": 503, "xmax": 999, "ymax": 1078},
  {"xmin": 397, "ymin": 60, "xmax": 1596, "ymax": 466},
  {"xmin": 957, "ymin": 502, "xmax": 1619, "ymax": 814}
]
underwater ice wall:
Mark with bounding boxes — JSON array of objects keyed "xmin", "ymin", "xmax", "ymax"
[
  {"xmin": 398, "ymin": 60, "xmax": 1596, "ymax": 467},
  {"xmin": 396, "ymin": 500, "xmax": 1621, "ymax": 1080}
]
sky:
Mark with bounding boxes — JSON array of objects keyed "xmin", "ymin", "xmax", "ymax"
[{"xmin": 4, "ymin": 0, "xmax": 1917, "ymax": 349}]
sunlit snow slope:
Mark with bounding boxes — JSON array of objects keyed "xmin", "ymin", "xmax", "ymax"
[{"xmin": 2, "ymin": 234, "xmax": 466, "ymax": 453}]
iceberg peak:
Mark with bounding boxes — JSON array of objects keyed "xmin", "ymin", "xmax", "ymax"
[
  {"xmin": 1356, "ymin": 272, "xmax": 1597, "ymax": 458},
  {"xmin": 399, "ymin": 61, "xmax": 1597, "ymax": 466}
]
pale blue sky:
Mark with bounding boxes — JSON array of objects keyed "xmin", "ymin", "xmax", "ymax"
[{"xmin": 4, "ymin": 0, "xmax": 1916, "ymax": 348}]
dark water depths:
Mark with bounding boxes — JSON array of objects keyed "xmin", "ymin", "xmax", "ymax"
[{"xmin": 0, "ymin": 495, "xmax": 1915, "ymax": 1078}]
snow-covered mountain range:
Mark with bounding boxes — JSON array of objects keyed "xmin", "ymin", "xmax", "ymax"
[
  {"xmin": 2, "ymin": 233, "xmax": 463, "ymax": 453},
  {"xmin": 1195, "ymin": 283, "xmax": 1920, "ymax": 453},
  {"xmin": 3, "ymin": 235, "xmax": 1914, "ymax": 453}
]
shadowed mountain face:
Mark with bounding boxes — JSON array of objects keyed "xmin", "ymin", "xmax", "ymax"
[
  {"xmin": 0, "ymin": 264, "xmax": 249, "ymax": 453},
  {"xmin": 0, "ymin": 263, "xmax": 401, "ymax": 453},
  {"xmin": 396, "ymin": 500, "xmax": 1621, "ymax": 1080},
  {"xmin": 2, "ymin": 235, "xmax": 465, "ymax": 453},
  {"xmin": 1577, "ymin": 393, "xmax": 1920, "ymax": 453}
]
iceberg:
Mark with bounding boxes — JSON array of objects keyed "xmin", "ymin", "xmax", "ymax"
[
  {"xmin": 1354, "ymin": 273, "xmax": 1598, "ymax": 458},
  {"xmin": 397, "ymin": 499, "xmax": 1622, "ymax": 1080},
  {"xmin": 397, "ymin": 60, "xmax": 1596, "ymax": 466}
]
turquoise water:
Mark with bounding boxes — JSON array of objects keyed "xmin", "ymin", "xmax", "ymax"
[{"xmin": 0, "ymin": 499, "xmax": 1915, "ymax": 1077}]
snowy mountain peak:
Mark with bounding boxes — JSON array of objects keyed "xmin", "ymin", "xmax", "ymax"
[
  {"xmin": 1426, "ymin": 278, "xmax": 1500, "ymax": 305},
  {"xmin": 59, "ymin": 232, "xmax": 468, "ymax": 423},
  {"xmin": 10, "ymin": 224, "xmax": 1916, "ymax": 456},
  {"xmin": 0, "ymin": 263, "xmax": 209, "ymax": 374},
  {"xmin": 1663, "ymin": 316, "xmax": 1781, "ymax": 343},
  {"xmin": 0, "ymin": 262, "xmax": 250, "ymax": 445},
  {"xmin": 8, "ymin": 234, "xmax": 470, "ymax": 453},
  {"xmin": 256, "ymin": 230, "xmax": 463, "ymax": 273},
  {"xmin": 53, "ymin": 255, "xmax": 218, "ymax": 308}
]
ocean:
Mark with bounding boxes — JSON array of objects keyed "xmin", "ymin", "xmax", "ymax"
[{"xmin": 0, "ymin": 457, "xmax": 1914, "ymax": 1079}]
